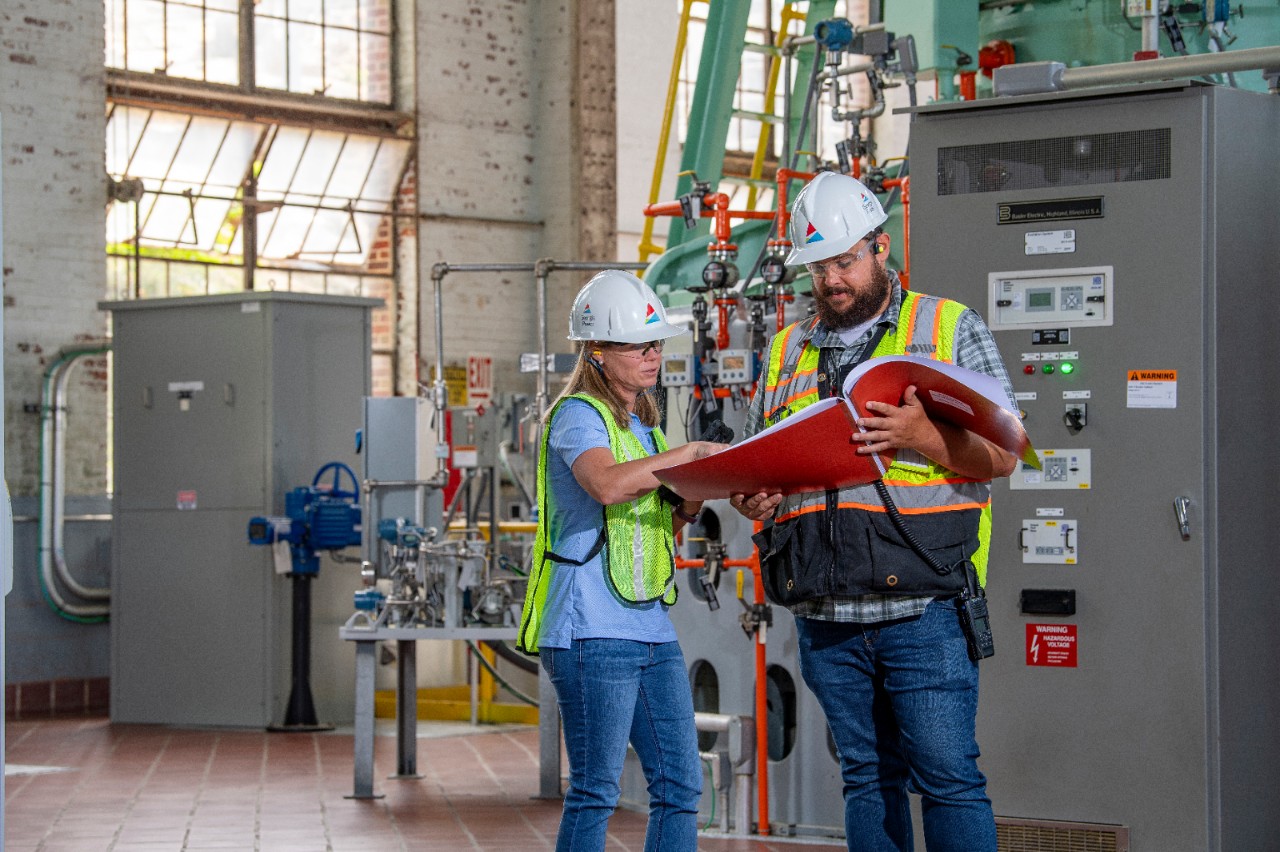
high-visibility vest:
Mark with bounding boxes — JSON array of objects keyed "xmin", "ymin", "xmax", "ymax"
[
  {"xmin": 758, "ymin": 290, "xmax": 995, "ymax": 589},
  {"xmin": 517, "ymin": 394, "xmax": 677, "ymax": 654}
]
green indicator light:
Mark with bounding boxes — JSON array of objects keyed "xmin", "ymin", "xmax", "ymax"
[
  {"xmin": 1060, "ymin": 362, "xmax": 1075, "ymax": 375},
  {"xmin": 1042, "ymin": 363, "xmax": 1055, "ymax": 374}
]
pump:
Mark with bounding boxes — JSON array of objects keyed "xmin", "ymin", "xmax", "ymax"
[{"xmin": 247, "ymin": 461, "xmax": 363, "ymax": 731}]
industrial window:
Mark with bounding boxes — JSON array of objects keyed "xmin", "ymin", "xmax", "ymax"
[
  {"xmin": 105, "ymin": 0, "xmax": 393, "ymax": 104},
  {"xmin": 104, "ymin": 0, "xmax": 408, "ymax": 398},
  {"xmin": 106, "ymin": 104, "xmax": 411, "ymax": 267}
]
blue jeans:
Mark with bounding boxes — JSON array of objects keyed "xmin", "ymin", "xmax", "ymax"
[
  {"xmin": 795, "ymin": 599, "xmax": 996, "ymax": 852},
  {"xmin": 542, "ymin": 639, "xmax": 702, "ymax": 852}
]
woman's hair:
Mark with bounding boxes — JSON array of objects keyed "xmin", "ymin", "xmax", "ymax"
[{"xmin": 545, "ymin": 341, "xmax": 661, "ymax": 429}]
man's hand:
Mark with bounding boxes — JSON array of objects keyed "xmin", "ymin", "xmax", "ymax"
[
  {"xmin": 855, "ymin": 385, "xmax": 1018, "ymax": 479},
  {"xmin": 730, "ymin": 491, "xmax": 783, "ymax": 522},
  {"xmin": 855, "ymin": 385, "xmax": 934, "ymax": 455}
]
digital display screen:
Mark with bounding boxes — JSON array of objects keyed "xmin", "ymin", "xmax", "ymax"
[
  {"xmin": 664, "ymin": 359, "xmax": 687, "ymax": 372},
  {"xmin": 722, "ymin": 356, "xmax": 746, "ymax": 370},
  {"xmin": 1026, "ymin": 289, "xmax": 1054, "ymax": 310}
]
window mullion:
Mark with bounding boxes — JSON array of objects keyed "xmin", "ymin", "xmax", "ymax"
[{"xmin": 240, "ymin": 0, "xmax": 255, "ymax": 93}]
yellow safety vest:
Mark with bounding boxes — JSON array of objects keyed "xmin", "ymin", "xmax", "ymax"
[
  {"xmin": 517, "ymin": 394, "xmax": 677, "ymax": 654},
  {"xmin": 757, "ymin": 289, "xmax": 996, "ymax": 593}
]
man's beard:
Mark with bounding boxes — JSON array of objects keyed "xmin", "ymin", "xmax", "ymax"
[{"xmin": 813, "ymin": 258, "xmax": 892, "ymax": 330}]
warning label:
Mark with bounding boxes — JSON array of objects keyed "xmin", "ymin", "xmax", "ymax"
[
  {"xmin": 1026, "ymin": 623, "xmax": 1077, "ymax": 667},
  {"xmin": 1126, "ymin": 368, "xmax": 1177, "ymax": 409}
]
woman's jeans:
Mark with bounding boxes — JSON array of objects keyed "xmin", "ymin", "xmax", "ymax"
[
  {"xmin": 795, "ymin": 599, "xmax": 996, "ymax": 852},
  {"xmin": 542, "ymin": 639, "xmax": 702, "ymax": 852}
]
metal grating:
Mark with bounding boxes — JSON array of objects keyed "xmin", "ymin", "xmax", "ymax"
[
  {"xmin": 996, "ymin": 816, "xmax": 1131, "ymax": 852},
  {"xmin": 938, "ymin": 128, "xmax": 1171, "ymax": 196}
]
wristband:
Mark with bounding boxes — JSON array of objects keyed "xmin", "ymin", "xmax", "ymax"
[{"xmin": 673, "ymin": 504, "xmax": 702, "ymax": 524}]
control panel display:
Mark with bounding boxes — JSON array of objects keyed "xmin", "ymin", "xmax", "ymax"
[
  {"xmin": 661, "ymin": 355, "xmax": 693, "ymax": 387},
  {"xmin": 988, "ymin": 266, "xmax": 1113, "ymax": 329}
]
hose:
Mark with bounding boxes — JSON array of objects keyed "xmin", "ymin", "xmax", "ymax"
[{"xmin": 464, "ymin": 640, "xmax": 538, "ymax": 706}]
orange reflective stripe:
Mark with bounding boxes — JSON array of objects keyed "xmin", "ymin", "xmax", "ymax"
[
  {"xmin": 935, "ymin": 299, "xmax": 964, "ymax": 363},
  {"xmin": 777, "ymin": 498, "xmax": 991, "ymax": 522}
]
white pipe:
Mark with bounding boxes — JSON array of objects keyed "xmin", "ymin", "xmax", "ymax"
[
  {"xmin": 994, "ymin": 46, "xmax": 1280, "ymax": 97},
  {"xmin": 694, "ymin": 712, "xmax": 755, "ymax": 835},
  {"xmin": 52, "ymin": 355, "xmax": 109, "ymax": 600},
  {"xmin": 38, "ymin": 346, "xmax": 110, "ymax": 617}
]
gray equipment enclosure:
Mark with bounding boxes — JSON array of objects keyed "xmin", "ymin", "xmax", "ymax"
[{"xmin": 907, "ymin": 82, "xmax": 1280, "ymax": 851}]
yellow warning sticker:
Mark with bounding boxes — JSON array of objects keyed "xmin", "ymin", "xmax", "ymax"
[{"xmin": 1127, "ymin": 369, "xmax": 1178, "ymax": 409}]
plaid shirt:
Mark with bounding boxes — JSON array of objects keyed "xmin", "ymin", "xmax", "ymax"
[{"xmin": 743, "ymin": 274, "xmax": 1016, "ymax": 624}]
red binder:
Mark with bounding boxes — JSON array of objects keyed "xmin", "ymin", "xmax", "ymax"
[{"xmin": 654, "ymin": 356, "xmax": 1038, "ymax": 502}]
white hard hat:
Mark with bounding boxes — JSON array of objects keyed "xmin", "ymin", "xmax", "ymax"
[
  {"xmin": 568, "ymin": 270, "xmax": 688, "ymax": 343},
  {"xmin": 784, "ymin": 171, "xmax": 888, "ymax": 266}
]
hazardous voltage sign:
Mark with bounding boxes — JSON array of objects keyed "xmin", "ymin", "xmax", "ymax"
[{"xmin": 1026, "ymin": 623, "xmax": 1078, "ymax": 667}]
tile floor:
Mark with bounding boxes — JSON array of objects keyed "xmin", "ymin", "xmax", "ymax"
[{"xmin": 5, "ymin": 716, "xmax": 844, "ymax": 851}]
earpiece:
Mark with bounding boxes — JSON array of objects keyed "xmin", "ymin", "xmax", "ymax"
[
  {"xmin": 592, "ymin": 350, "xmax": 603, "ymax": 358},
  {"xmin": 873, "ymin": 242, "xmax": 886, "ymax": 255}
]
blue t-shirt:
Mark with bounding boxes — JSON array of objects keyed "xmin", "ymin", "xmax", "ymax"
[{"xmin": 534, "ymin": 398, "xmax": 678, "ymax": 650}]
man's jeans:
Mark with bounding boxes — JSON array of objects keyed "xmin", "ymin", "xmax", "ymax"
[
  {"xmin": 795, "ymin": 599, "xmax": 996, "ymax": 852},
  {"xmin": 542, "ymin": 639, "xmax": 702, "ymax": 852}
]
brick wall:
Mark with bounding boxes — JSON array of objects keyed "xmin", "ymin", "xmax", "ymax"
[{"xmin": 2, "ymin": 0, "xmax": 111, "ymax": 497}]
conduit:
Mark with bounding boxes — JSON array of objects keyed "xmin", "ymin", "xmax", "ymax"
[{"xmin": 38, "ymin": 344, "xmax": 112, "ymax": 621}]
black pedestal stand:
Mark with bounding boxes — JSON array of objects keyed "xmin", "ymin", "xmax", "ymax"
[{"xmin": 268, "ymin": 573, "xmax": 334, "ymax": 733}]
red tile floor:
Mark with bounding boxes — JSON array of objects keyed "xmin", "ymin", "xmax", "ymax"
[{"xmin": 5, "ymin": 716, "xmax": 844, "ymax": 851}]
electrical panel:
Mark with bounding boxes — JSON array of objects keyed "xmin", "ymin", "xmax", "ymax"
[{"xmin": 909, "ymin": 83, "xmax": 1280, "ymax": 850}]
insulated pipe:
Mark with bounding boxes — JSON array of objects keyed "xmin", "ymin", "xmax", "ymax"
[
  {"xmin": 995, "ymin": 46, "xmax": 1280, "ymax": 96},
  {"xmin": 1063, "ymin": 45, "xmax": 1280, "ymax": 89},
  {"xmin": 38, "ymin": 345, "xmax": 111, "ymax": 619},
  {"xmin": 51, "ymin": 353, "xmax": 111, "ymax": 600}
]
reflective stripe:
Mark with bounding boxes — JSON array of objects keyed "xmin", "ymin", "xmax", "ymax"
[
  {"xmin": 756, "ymin": 288, "xmax": 996, "ymax": 584},
  {"xmin": 517, "ymin": 394, "xmax": 677, "ymax": 654}
]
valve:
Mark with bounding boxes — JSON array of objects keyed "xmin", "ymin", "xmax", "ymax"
[
  {"xmin": 759, "ymin": 253, "xmax": 793, "ymax": 286},
  {"xmin": 702, "ymin": 258, "xmax": 739, "ymax": 290}
]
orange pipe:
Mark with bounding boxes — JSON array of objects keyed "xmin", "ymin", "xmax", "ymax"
[
  {"xmin": 715, "ymin": 295, "xmax": 734, "ymax": 350},
  {"xmin": 674, "ymin": 555, "xmax": 757, "ymax": 571},
  {"xmin": 749, "ymin": 527, "xmax": 770, "ymax": 836},
  {"xmin": 692, "ymin": 385, "xmax": 733, "ymax": 400},
  {"xmin": 672, "ymin": 532, "xmax": 770, "ymax": 835},
  {"xmin": 643, "ymin": 194, "xmax": 772, "ymax": 256},
  {"xmin": 959, "ymin": 70, "xmax": 977, "ymax": 101},
  {"xmin": 774, "ymin": 289, "xmax": 794, "ymax": 332},
  {"xmin": 772, "ymin": 168, "xmax": 815, "ymax": 256}
]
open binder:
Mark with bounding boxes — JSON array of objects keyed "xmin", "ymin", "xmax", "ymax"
[{"xmin": 654, "ymin": 355, "xmax": 1039, "ymax": 502}]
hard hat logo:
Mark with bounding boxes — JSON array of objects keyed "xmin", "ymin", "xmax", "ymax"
[
  {"xmin": 784, "ymin": 171, "xmax": 889, "ymax": 266},
  {"xmin": 568, "ymin": 269, "xmax": 689, "ymax": 343}
]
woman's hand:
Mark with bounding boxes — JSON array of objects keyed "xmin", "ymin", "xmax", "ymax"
[{"xmin": 683, "ymin": 440, "xmax": 728, "ymax": 462}]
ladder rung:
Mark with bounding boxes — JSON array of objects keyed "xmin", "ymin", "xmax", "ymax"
[
  {"xmin": 718, "ymin": 175, "xmax": 776, "ymax": 189},
  {"xmin": 731, "ymin": 109, "xmax": 784, "ymax": 125},
  {"xmin": 743, "ymin": 43, "xmax": 781, "ymax": 57}
]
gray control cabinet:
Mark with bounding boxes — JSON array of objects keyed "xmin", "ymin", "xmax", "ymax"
[
  {"xmin": 907, "ymin": 83, "xmax": 1280, "ymax": 851},
  {"xmin": 104, "ymin": 292, "xmax": 379, "ymax": 728}
]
